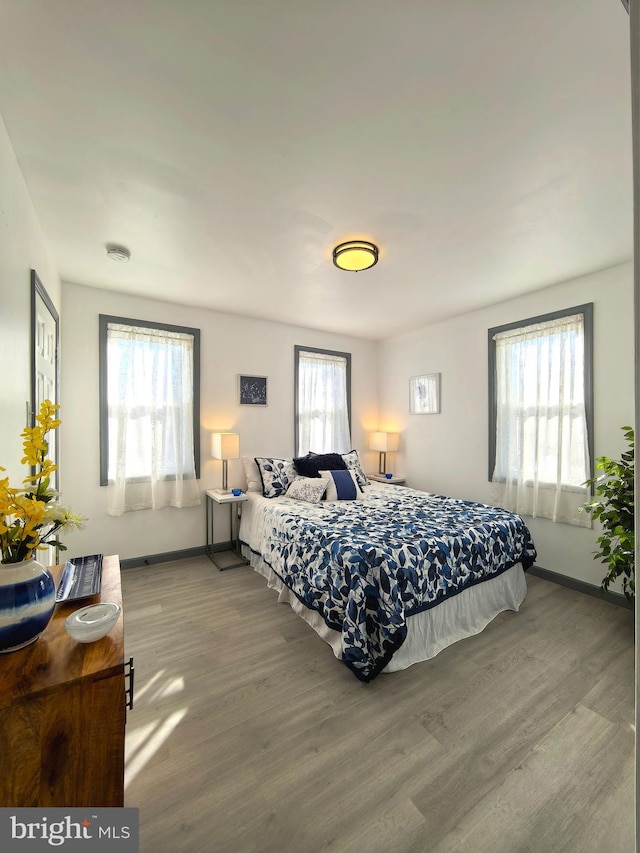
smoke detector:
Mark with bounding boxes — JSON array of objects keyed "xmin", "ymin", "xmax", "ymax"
[{"xmin": 106, "ymin": 244, "xmax": 131, "ymax": 263}]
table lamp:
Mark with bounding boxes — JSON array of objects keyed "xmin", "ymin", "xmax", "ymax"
[
  {"xmin": 369, "ymin": 432, "xmax": 399, "ymax": 474},
  {"xmin": 211, "ymin": 432, "xmax": 240, "ymax": 493}
]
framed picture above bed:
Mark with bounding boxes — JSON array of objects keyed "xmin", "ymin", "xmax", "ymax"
[
  {"xmin": 410, "ymin": 373, "xmax": 440, "ymax": 414},
  {"xmin": 238, "ymin": 374, "xmax": 268, "ymax": 406}
]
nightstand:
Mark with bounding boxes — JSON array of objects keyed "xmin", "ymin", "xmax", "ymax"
[
  {"xmin": 367, "ymin": 474, "xmax": 406, "ymax": 485},
  {"xmin": 205, "ymin": 490, "xmax": 249, "ymax": 570}
]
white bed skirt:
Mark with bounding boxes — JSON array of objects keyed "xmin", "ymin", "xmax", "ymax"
[{"xmin": 241, "ymin": 544, "xmax": 527, "ymax": 674}]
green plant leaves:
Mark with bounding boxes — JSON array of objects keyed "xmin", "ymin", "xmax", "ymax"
[{"xmin": 581, "ymin": 426, "xmax": 635, "ymax": 603}]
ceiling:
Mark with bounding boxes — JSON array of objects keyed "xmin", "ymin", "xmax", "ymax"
[{"xmin": 0, "ymin": 0, "xmax": 633, "ymax": 340}]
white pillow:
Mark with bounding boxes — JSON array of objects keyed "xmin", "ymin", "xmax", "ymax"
[
  {"xmin": 319, "ymin": 469, "xmax": 364, "ymax": 501},
  {"xmin": 286, "ymin": 476, "xmax": 329, "ymax": 503},
  {"xmin": 242, "ymin": 456, "xmax": 262, "ymax": 492}
]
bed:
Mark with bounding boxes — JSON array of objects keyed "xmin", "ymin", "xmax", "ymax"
[{"xmin": 238, "ymin": 479, "xmax": 536, "ymax": 682}]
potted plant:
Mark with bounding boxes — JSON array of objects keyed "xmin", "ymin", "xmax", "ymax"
[
  {"xmin": 0, "ymin": 401, "xmax": 85, "ymax": 651},
  {"xmin": 582, "ymin": 425, "xmax": 634, "ymax": 603}
]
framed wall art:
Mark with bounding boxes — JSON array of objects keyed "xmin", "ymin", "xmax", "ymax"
[
  {"xmin": 238, "ymin": 374, "xmax": 268, "ymax": 406},
  {"xmin": 31, "ymin": 269, "xmax": 59, "ymax": 466},
  {"xmin": 31, "ymin": 269, "xmax": 59, "ymax": 564},
  {"xmin": 409, "ymin": 373, "xmax": 440, "ymax": 414}
]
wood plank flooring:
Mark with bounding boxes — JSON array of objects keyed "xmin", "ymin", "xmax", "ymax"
[{"xmin": 122, "ymin": 557, "xmax": 635, "ymax": 853}]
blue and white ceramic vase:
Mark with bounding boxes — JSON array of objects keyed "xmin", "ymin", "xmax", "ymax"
[{"xmin": 0, "ymin": 557, "xmax": 56, "ymax": 653}]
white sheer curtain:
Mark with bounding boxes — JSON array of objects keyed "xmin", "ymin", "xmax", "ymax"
[
  {"xmin": 107, "ymin": 323, "xmax": 201, "ymax": 516},
  {"xmin": 491, "ymin": 313, "xmax": 591, "ymax": 527},
  {"xmin": 297, "ymin": 350, "xmax": 350, "ymax": 455}
]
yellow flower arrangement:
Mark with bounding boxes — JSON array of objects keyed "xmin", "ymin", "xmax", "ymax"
[{"xmin": 0, "ymin": 400, "xmax": 85, "ymax": 564}]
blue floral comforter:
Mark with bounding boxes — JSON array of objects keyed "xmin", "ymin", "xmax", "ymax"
[{"xmin": 247, "ymin": 486, "xmax": 536, "ymax": 682}]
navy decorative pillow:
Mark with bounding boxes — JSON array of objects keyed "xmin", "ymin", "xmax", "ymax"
[
  {"xmin": 254, "ymin": 457, "xmax": 296, "ymax": 498},
  {"xmin": 293, "ymin": 453, "xmax": 320, "ymax": 478},
  {"xmin": 320, "ymin": 469, "xmax": 364, "ymax": 501},
  {"xmin": 294, "ymin": 452, "xmax": 347, "ymax": 478},
  {"xmin": 342, "ymin": 449, "xmax": 368, "ymax": 488}
]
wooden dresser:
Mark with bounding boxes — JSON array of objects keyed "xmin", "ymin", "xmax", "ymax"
[{"xmin": 0, "ymin": 554, "xmax": 127, "ymax": 807}]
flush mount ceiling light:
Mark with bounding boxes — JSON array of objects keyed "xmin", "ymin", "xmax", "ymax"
[
  {"xmin": 106, "ymin": 244, "xmax": 131, "ymax": 263},
  {"xmin": 332, "ymin": 240, "xmax": 378, "ymax": 272}
]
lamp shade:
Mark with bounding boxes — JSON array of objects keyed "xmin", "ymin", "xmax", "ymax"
[
  {"xmin": 369, "ymin": 432, "xmax": 399, "ymax": 453},
  {"xmin": 211, "ymin": 432, "xmax": 240, "ymax": 460},
  {"xmin": 333, "ymin": 240, "xmax": 378, "ymax": 272}
]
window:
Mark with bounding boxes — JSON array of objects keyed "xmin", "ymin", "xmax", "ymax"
[
  {"xmin": 488, "ymin": 304, "xmax": 593, "ymax": 526},
  {"xmin": 99, "ymin": 316, "xmax": 201, "ymax": 515},
  {"xmin": 294, "ymin": 346, "xmax": 351, "ymax": 456}
]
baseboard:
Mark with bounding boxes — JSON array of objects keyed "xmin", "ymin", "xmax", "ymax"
[
  {"xmin": 120, "ymin": 545, "xmax": 208, "ymax": 570},
  {"xmin": 528, "ymin": 565, "xmax": 633, "ymax": 610}
]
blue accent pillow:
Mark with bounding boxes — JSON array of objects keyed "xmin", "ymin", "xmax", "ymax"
[
  {"xmin": 294, "ymin": 452, "xmax": 347, "ymax": 478},
  {"xmin": 342, "ymin": 449, "xmax": 368, "ymax": 488},
  {"xmin": 320, "ymin": 469, "xmax": 364, "ymax": 501},
  {"xmin": 254, "ymin": 457, "xmax": 296, "ymax": 498}
]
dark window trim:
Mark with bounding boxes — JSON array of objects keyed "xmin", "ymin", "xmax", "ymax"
[
  {"xmin": 99, "ymin": 314, "xmax": 201, "ymax": 486},
  {"xmin": 294, "ymin": 345, "xmax": 352, "ymax": 456},
  {"xmin": 487, "ymin": 303, "xmax": 594, "ymax": 483}
]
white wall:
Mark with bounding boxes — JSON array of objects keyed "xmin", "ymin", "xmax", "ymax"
[
  {"xmin": 378, "ymin": 262, "xmax": 634, "ymax": 588},
  {"xmin": 0, "ymin": 97, "xmax": 632, "ymax": 591},
  {"xmin": 60, "ymin": 282, "xmax": 379, "ymax": 561},
  {"xmin": 0, "ymin": 114, "xmax": 60, "ymax": 485}
]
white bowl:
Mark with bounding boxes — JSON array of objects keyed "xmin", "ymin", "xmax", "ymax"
[{"xmin": 65, "ymin": 602, "xmax": 121, "ymax": 643}]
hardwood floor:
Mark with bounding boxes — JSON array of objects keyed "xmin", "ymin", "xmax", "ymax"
[{"xmin": 122, "ymin": 557, "xmax": 635, "ymax": 853}]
